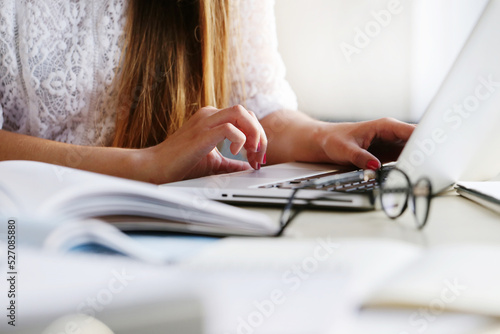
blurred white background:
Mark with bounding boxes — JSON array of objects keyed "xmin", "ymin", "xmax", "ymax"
[{"xmin": 274, "ymin": 0, "xmax": 489, "ymax": 122}]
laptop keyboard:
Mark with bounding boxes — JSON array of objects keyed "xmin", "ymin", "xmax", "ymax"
[{"xmin": 258, "ymin": 169, "xmax": 379, "ymax": 193}]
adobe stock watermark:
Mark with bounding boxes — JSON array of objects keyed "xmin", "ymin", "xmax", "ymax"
[
  {"xmin": 76, "ymin": 268, "xmax": 135, "ymax": 318},
  {"xmin": 229, "ymin": 237, "xmax": 340, "ymax": 334},
  {"xmin": 51, "ymin": 145, "xmax": 93, "ymax": 183},
  {"xmin": 340, "ymin": 0, "xmax": 404, "ymax": 64},
  {"xmin": 398, "ymin": 74, "xmax": 500, "ymax": 175},
  {"xmin": 398, "ymin": 278, "xmax": 467, "ymax": 334},
  {"xmin": 43, "ymin": 268, "xmax": 135, "ymax": 334}
]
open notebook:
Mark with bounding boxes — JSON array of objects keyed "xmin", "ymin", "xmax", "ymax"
[
  {"xmin": 456, "ymin": 181, "xmax": 500, "ymax": 215},
  {"xmin": 0, "ymin": 160, "xmax": 279, "ymax": 243}
]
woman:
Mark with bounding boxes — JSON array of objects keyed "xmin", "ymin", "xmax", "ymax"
[{"xmin": 0, "ymin": 0, "xmax": 414, "ymax": 184}]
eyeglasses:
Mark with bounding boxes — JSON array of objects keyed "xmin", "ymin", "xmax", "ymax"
[
  {"xmin": 278, "ymin": 167, "xmax": 433, "ymax": 234},
  {"xmin": 378, "ymin": 167, "xmax": 433, "ymax": 229}
]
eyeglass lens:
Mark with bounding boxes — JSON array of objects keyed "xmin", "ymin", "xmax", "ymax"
[
  {"xmin": 380, "ymin": 168, "xmax": 410, "ymax": 219},
  {"xmin": 412, "ymin": 177, "xmax": 432, "ymax": 229}
]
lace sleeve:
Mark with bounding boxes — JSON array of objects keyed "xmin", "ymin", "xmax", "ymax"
[{"xmin": 229, "ymin": 0, "xmax": 298, "ymax": 119}]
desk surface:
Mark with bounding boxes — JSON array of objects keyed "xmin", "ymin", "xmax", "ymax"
[
  {"xmin": 13, "ymin": 190, "xmax": 500, "ymax": 334},
  {"xmin": 248, "ymin": 191, "xmax": 500, "ymax": 247},
  {"xmin": 211, "ymin": 191, "xmax": 500, "ymax": 334}
]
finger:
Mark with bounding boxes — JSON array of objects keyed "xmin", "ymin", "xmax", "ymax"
[
  {"xmin": 208, "ymin": 123, "xmax": 247, "ymax": 156},
  {"xmin": 216, "ymin": 156, "xmax": 252, "ymax": 175},
  {"xmin": 189, "ymin": 106, "xmax": 219, "ymax": 123},
  {"xmin": 187, "ymin": 149, "xmax": 252, "ymax": 179},
  {"xmin": 192, "ymin": 122, "xmax": 247, "ymax": 159},
  {"xmin": 205, "ymin": 105, "xmax": 262, "ymax": 153},
  {"xmin": 258, "ymin": 134, "xmax": 268, "ymax": 165},
  {"xmin": 346, "ymin": 142, "xmax": 381, "ymax": 170},
  {"xmin": 246, "ymin": 150, "xmax": 261, "ymax": 170},
  {"xmin": 373, "ymin": 118, "xmax": 416, "ymax": 142},
  {"xmin": 247, "ymin": 109, "xmax": 268, "ymax": 165}
]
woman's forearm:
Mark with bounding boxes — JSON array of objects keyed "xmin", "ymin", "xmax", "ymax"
[
  {"xmin": 259, "ymin": 109, "xmax": 329, "ymax": 164},
  {"xmin": 0, "ymin": 105, "xmax": 268, "ymax": 184},
  {"xmin": 0, "ymin": 130, "xmax": 149, "ymax": 181}
]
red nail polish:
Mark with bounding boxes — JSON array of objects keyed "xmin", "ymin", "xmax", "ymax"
[
  {"xmin": 367, "ymin": 160, "xmax": 380, "ymax": 170},
  {"xmin": 263, "ymin": 154, "xmax": 267, "ymax": 165},
  {"xmin": 257, "ymin": 142, "xmax": 261, "ymax": 153},
  {"xmin": 257, "ymin": 163, "xmax": 261, "ymax": 170}
]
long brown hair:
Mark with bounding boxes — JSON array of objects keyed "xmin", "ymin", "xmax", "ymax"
[{"xmin": 113, "ymin": 0, "xmax": 231, "ymax": 148}]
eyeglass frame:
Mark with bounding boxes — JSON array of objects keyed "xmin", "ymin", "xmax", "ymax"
[{"xmin": 277, "ymin": 166, "xmax": 433, "ymax": 236}]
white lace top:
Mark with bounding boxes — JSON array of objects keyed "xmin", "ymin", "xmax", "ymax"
[{"xmin": 0, "ymin": 0, "xmax": 297, "ymax": 146}]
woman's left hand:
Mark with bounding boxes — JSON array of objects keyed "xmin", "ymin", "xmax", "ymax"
[
  {"xmin": 315, "ymin": 118, "xmax": 416, "ymax": 170},
  {"xmin": 261, "ymin": 110, "xmax": 415, "ymax": 170}
]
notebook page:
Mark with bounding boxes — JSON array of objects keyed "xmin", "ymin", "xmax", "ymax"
[
  {"xmin": 458, "ymin": 181, "xmax": 500, "ymax": 200},
  {"xmin": 364, "ymin": 245, "xmax": 500, "ymax": 317}
]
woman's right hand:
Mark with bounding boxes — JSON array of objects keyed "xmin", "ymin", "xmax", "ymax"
[{"xmin": 139, "ymin": 105, "xmax": 268, "ymax": 184}]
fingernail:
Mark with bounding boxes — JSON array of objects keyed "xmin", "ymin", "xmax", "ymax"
[
  {"xmin": 257, "ymin": 142, "xmax": 261, "ymax": 153},
  {"xmin": 263, "ymin": 154, "xmax": 267, "ymax": 165},
  {"xmin": 257, "ymin": 163, "xmax": 261, "ymax": 170},
  {"xmin": 367, "ymin": 160, "xmax": 380, "ymax": 170}
]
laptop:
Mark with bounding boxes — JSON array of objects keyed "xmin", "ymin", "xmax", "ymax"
[{"xmin": 163, "ymin": 0, "xmax": 500, "ymax": 209}]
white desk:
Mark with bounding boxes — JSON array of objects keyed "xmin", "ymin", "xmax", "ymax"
[
  {"xmin": 253, "ymin": 191, "xmax": 500, "ymax": 246},
  {"xmin": 184, "ymin": 191, "xmax": 500, "ymax": 334},
  {"xmin": 9, "ymin": 191, "xmax": 500, "ymax": 334}
]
